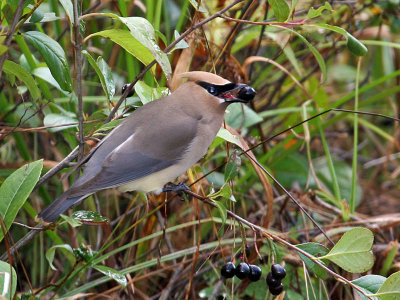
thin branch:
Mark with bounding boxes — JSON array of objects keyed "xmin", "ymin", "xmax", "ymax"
[
  {"xmin": 0, "ymin": 0, "xmax": 24, "ymax": 80},
  {"xmin": 73, "ymin": 0, "xmax": 85, "ymax": 161}
]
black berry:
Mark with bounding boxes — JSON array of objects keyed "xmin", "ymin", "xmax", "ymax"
[
  {"xmin": 235, "ymin": 262, "xmax": 250, "ymax": 280},
  {"xmin": 266, "ymin": 272, "xmax": 281, "ymax": 287},
  {"xmin": 269, "ymin": 282, "xmax": 283, "ymax": 295},
  {"xmin": 248, "ymin": 264, "xmax": 262, "ymax": 281},
  {"xmin": 271, "ymin": 264, "xmax": 286, "ymax": 280},
  {"xmin": 221, "ymin": 262, "xmax": 236, "ymax": 278}
]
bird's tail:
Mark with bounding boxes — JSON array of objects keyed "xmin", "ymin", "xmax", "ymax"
[{"xmin": 36, "ymin": 193, "xmax": 87, "ymax": 224}]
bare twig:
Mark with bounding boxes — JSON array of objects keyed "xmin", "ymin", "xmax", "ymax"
[{"xmin": 73, "ymin": 0, "xmax": 85, "ymax": 161}]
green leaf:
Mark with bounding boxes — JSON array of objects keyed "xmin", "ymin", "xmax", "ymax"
[
  {"xmin": 46, "ymin": 244, "xmax": 74, "ymax": 270},
  {"xmin": 188, "ymin": 0, "xmax": 207, "ymax": 13},
  {"xmin": 71, "ymin": 210, "xmax": 108, "ymax": 225},
  {"xmin": 134, "ymin": 80, "xmax": 169, "ymax": 104},
  {"xmin": 60, "ymin": 214, "xmax": 82, "ymax": 227},
  {"xmin": 59, "ymin": 0, "xmax": 74, "ymax": 23},
  {"xmin": 270, "ymin": 153, "xmax": 308, "ymax": 188},
  {"xmin": 269, "ymin": 0, "xmax": 290, "ymax": 22},
  {"xmin": 352, "ymin": 275, "xmax": 386, "ymax": 300},
  {"xmin": 274, "ymin": 25, "xmax": 327, "ymax": 83},
  {"xmin": 119, "ymin": 16, "xmax": 171, "ymax": 76},
  {"xmin": 94, "ymin": 119, "xmax": 123, "ymax": 135},
  {"xmin": 32, "ymin": 67, "xmax": 71, "ymax": 95},
  {"xmin": 25, "ymin": 31, "xmax": 72, "ymax": 91},
  {"xmin": 173, "ymin": 30, "xmax": 189, "ymax": 50},
  {"xmin": 319, "ymin": 227, "xmax": 374, "ymax": 273},
  {"xmin": 216, "ymin": 128, "xmax": 241, "ymax": 147},
  {"xmin": 0, "ymin": 261, "xmax": 17, "ymax": 299},
  {"xmin": 213, "ymin": 200, "xmax": 227, "ymax": 230},
  {"xmin": 3, "ymin": 60, "xmax": 41, "ymax": 100},
  {"xmin": 307, "ymin": 2, "xmax": 332, "ymax": 19},
  {"xmin": 93, "ymin": 265, "xmax": 127, "ymax": 287},
  {"xmin": 82, "ymin": 51, "xmax": 115, "ymax": 101},
  {"xmin": 346, "ymin": 33, "xmax": 368, "ymax": 56},
  {"xmin": 296, "ymin": 242, "xmax": 329, "ymax": 280},
  {"xmin": 87, "ymin": 29, "xmax": 155, "ymax": 71},
  {"xmin": 44, "ymin": 113, "xmax": 77, "ymax": 132},
  {"xmin": 225, "ymin": 150, "xmax": 241, "ymax": 182},
  {"xmin": 310, "ymin": 24, "xmax": 368, "ymax": 56},
  {"xmin": 225, "ymin": 103, "xmax": 263, "ymax": 128},
  {"xmin": 375, "ymin": 271, "xmax": 400, "ymax": 300},
  {"xmin": 0, "ymin": 160, "xmax": 43, "ymax": 242},
  {"xmin": 88, "ymin": 15, "xmax": 171, "ymax": 76},
  {"xmin": 28, "ymin": 5, "xmax": 44, "ymax": 23}
]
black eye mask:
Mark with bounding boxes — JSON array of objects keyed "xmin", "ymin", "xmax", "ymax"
[{"xmin": 196, "ymin": 81, "xmax": 256, "ymax": 103}]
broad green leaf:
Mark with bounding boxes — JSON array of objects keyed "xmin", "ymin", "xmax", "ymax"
[
  {"xmin": 352, "ymin": 275, "xmax": 386, "ymax": 300},
  {"xmin": 94, "ymin": 119, "xmax": 123, "ymax": 135},
  {"xmin": 25, "ymin": 31, "xmax": 72, "ymax": 91},
  {"xmin": 28, "ymin": 5, "xmax": 44, "ymax": 23},
  {"xmin": 375, "ymin": 271, "xmax": 400, "ymax": 300},
  {"xmin": 0, "ymin": 261, "xmax": 17, "ymax": 299},
  {"xmin": 269, "ymin": 0, "xmax": 290, "ymax": 22},
  {"xmin": 270, "ymin": 153, "xmax": 309, "ymax": 188},
  {"xmin": 225, "ymin": 103, "xmax": 263, "ymax": 129},
  {"xmin": 32, "ymin": 67, "xmax": 71, "ymax": 95},
  {"xmin": 46, "ymin": 244, "xmax": 74, "ymax": 270},
  {"xmin": 307, "ymin": 2, "xmax": 332, "ymax": 19},
  {"xmin": 44, "ymin": 113, "xmax": 77, "ymax": 132},
  {"xmin": 119, "ymin": 16, "xmax": 171, "ymax": 76},
  {"xmin": 59, "ymin": 0, "xmax": 74, "ymax": 24},
  {"xmin": 96, "ymin": 57, "xmax": 115, "ymax": 100},
  {"xmin": 89, "ymin": 14, "xmax": 171, "ymax": 76},
  {"xmin": 3, "ymin": 60, "xmax": 41, "ymax": 100},
  {"xmin": 346, "ymin": 33, "xmax": 368, "ymax": 56},
  {"xmin": 310, "ymin": 24, "xmax": 368, "ymax": 56},
  {"xmin": 216, "ymin": 128, "xmax": 241, "ymax": 147},
  {"xmin": 134, "ymin": 80, "xmax": 169, "ymax": 104},
  {"xmin": 87, "ymin": 29, "xmax": 154, "ymax": 70},
  {"xmin": 93, "ymin": 265, "xmax": 127, "ymax": 287},
  {"xmin": 319, "ymin": 227, "xmax": 374, "ymax": 273},
  {"xmin": 225, "ymin": 150, "xmax": 241, "ymax": 182},
  {"xmin": 0, "ymin": 160, "xmax": 43, "ymax": 241},
  {"xmin": 274, "ymin": 25, "xmax": 327, "ymax": 83},
  {"xmin": 82, "ymin": 51, "xmax": 115, "ymax": 101},
  {"xmin": 296, "ymin": 242, "xmax": 329, "ymax": 280},
  {"xmin": 71, "ymin": 210, "xmax": 108, "ymax": 225}
]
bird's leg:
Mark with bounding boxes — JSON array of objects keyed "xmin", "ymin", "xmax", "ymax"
[{"xmin": 162, "ymin": 182, "xmax": 190, "ymax": 193}]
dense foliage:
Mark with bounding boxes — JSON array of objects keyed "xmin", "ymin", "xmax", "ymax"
[{"xmin": 0, "ymin": 0, "xmax": 400, "ymax": 299}]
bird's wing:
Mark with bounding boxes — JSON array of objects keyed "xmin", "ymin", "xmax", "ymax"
[{"xmin": 68, "ymin": 116, "xmax": 198, "ymax": 196}]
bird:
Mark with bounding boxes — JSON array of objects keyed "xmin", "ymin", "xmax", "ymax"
[{"xmin": 36, "ymin": 71, "xmax": 256, "ymax": 224}]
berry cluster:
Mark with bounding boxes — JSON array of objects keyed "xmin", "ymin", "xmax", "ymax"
[
  {"xmin": 221, "ymin": 262, "xmax": 262, "ymax": 282},
  {"xmin": 266, "ymin": 264, "xmax": 286, "ymax": 295}
]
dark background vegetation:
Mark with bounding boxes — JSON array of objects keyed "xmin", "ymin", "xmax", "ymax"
[{"xmin": 0, "ymin": 0, "xmax": 400, "ymax": 299}]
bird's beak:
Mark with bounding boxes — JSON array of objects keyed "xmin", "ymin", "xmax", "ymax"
[{"xmin": 219, "ymin": 83, "xmax": 256, "ymax": 103}]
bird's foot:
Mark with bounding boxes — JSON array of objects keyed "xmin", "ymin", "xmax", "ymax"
[{"xmin": 162, "ymin": 182, "xmax": 190, "ymax": 194}]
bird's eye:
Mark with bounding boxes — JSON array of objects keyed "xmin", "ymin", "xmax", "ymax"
[{"xmin": 207, "ymin": 86, "xmax": 216, "ymax": 95}]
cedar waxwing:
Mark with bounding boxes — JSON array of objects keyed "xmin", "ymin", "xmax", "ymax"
[{"xmin": 37, "ymin": 71, "xmax": 256, "ymax": 223}]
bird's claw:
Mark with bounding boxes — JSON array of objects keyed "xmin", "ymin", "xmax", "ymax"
[{"xmin": 162, "ymin": 182, "xmax": 190, "ymax": 194}]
